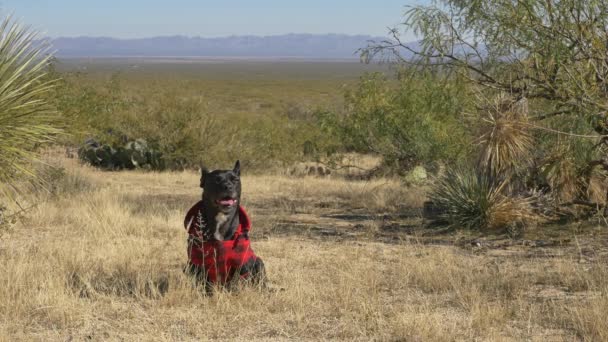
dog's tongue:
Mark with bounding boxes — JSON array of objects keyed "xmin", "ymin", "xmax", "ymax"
[{"xmin": 218, "ymin": 198, "xmax": 237, "ymax": 206}]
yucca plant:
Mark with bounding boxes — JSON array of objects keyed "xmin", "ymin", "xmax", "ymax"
[
  {"xmin": 425, "ymin": 92, "xmax": 541, "ymax": 231},
  {"xmin": 430, "ymin": 168, "xmax": 536, "ymax": 231},
  {"xmin": 0, "ymin": 17, "xmax": 61, "ymax": 202},
  {"xmin": 476, "ymin": 94, "xmax": 533, "ymax": 180}
]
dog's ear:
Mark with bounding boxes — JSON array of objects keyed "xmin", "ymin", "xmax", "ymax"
[
  {"xmin": 233, "ymin": 160, "xmax": 241, "ymax": 176},
  {"xmin": 200, "ymin": 165, "xmax": 209, "ymax": 188}
]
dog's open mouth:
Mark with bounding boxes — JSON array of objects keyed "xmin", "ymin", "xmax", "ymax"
[{"xmin": 216, "ymin": 197, "xmax": 237, "ymax": 207}]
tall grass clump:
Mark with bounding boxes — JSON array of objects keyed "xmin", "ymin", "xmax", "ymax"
[{"xmin": 0, "ymin": 17, "xmax": 60, "ymax": 201}]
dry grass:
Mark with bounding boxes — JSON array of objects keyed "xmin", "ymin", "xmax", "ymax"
[{"xmin": 0, "ymin": 157, "xmax": 606, "ymax": 341}]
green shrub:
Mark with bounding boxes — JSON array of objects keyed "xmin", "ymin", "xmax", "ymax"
[{"xmin": 317, "ymin": 70, "xmax": 472, "ymax": 174}]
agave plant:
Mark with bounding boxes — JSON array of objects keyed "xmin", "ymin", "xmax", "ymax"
[{"xmin": 0, "ymin": 17, "xmax": 61, "ymax": 201}]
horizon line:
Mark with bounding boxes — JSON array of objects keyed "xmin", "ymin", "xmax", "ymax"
[{"xmin": 47, "ymin": 32, "xmax": 389, "ymax": 40}]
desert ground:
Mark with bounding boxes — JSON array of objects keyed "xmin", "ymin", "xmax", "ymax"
[{"xmin": 0, "ymin": 153, "xmax": 606, "ymax": 341}]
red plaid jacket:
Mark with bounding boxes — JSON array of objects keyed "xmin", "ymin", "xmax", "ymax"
[{"xmin": 184, "ymin": 201, "xmax": 258, "ymax": 284}]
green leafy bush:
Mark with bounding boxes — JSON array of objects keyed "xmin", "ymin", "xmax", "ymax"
[{"xmin": 317, "ymin": 70, "xmax": 472, "ymax": 174}]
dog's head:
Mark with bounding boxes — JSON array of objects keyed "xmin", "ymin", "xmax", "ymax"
[{"xmin": 200, "ymin": 160, "xmax": 242, "ymax": 213}]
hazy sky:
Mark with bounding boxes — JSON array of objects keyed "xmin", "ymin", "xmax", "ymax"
[{"xmin": 0, "ymin": 0, "xmax": 429, "ymax": 39}]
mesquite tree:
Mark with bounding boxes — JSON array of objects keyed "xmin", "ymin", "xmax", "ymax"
[{"xmin": 364, "ymin": 0, "xmax": 608, "ymax": 211}]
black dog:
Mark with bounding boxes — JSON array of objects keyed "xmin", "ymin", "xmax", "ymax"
[{"xmin": 184, "ymin": 160, "xmax": 265, "ymax": 289}]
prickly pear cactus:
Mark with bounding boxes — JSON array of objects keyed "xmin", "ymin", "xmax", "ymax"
[
  {"xmin": 78, "ymin": 138, "xmax": 165, "ymax": 171},
  {"xmin": 145, "ymin": 149, "xmax": 165, "ymax": 170},
  {"xmin": 112, "ymin": 147, "xmax": 135, "ymax": 169},
  {"xmin": 96, "ymin": 145, "xmax": 115, "ymax": 169}
]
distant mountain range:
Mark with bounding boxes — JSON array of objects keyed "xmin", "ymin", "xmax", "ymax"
[{"xmin": 49, "ymin": 34, "xmax": 392, "ymax": 59}]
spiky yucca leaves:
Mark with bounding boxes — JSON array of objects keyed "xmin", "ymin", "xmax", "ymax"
[
  {"xmin": 0, "ymin": 17, "xmax": 60, "ymax": 201},
  {"xmin": 476, "ymin": 94, "xmax": 533, "ymax": 179},
  {"xmin": 540, "ymin": 143, "xmax": 595, "ymax": 205},
  {"xmin": 430, "ymin": 168, "xmax": 536, "ymax": 231}
]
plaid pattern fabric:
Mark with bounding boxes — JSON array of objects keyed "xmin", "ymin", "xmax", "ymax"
[{"xmin": 184, "ymin": 201, "xmax": 259, "ymax": 284}]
